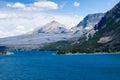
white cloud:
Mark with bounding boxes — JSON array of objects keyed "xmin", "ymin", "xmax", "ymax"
[
  {"xmin": 0, "ymin": 25, "xmax": 27, "ymax": 38},
  {"xmin": 0, "ymin": 30, "xmax": 9, "ymax": 38},
  {"xmin": 6, "ymin": 2, "xmax": 25, "ymax": 8},
  {"xmin": 73, "ymin": 2, "xmax": 80, "ymax": 7},
  {"xmin": 33, "ymin": 1, "xmax": 58, "ymax": 10},
  {"xmin": 6, "ymin": 1, "xmax": 58, "ymax": 11},
  {"xmin": 0, "ymin": 13, "xmax": 10, "ymax": 19}
]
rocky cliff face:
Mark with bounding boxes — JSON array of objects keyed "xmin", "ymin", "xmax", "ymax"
[
  {"xmin": 77, "ymin": 13, "xmax": 104, "ymax": 29},
  {"xmin": 69, "ymin": 13, "xmax": 104, "ymax": 35}
]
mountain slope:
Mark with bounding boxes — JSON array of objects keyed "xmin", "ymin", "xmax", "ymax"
[
  {"xmin": 69, "ymin": 13, "xmax": 104, "ymax": 34},
  {"xmin": 41, "ymin": 2, "xmax": 120, "ymax": 53},
  {"xmin": 77, "ymin": 13, "xmax": 104, "ymax": 29},
  {"xmin": 90, "ymin": 1, "xmax": 120, "ymax": 52}
]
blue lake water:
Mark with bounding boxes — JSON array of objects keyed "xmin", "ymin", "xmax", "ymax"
[{"xmin": 0, "ymin": 51, "xmax": 120, "ymax": 80}]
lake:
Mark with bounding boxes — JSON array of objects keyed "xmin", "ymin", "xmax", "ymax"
[{"xmin": 0, "ymin": 51, "xmax": 120, "ymax": 80}]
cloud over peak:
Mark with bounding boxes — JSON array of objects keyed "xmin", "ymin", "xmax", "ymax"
[{"xmin": 6, "ymin": 2, "xmax": 25, "ymax": 8}]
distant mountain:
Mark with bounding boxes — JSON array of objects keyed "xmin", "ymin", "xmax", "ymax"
[
  {"xmin": 0, "ymin": 21, "xmax": 77, "ymax": 50},
  {"xmin": 33, "ymin": 21, "xmax": 68, "ymax": 34},
  {"xmin": 70, "ymin": 13, "xmax": 104, "ymax": 34},
  {"xmin": 0, "ymin": 13, "xmax": 107, "ymax": 50},
  {"xmin": 41, "ymin": 2, "xmax": 120, "ymax": 54}
]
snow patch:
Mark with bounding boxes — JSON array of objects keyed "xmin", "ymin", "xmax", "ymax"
[{"xmin": 98, "ymin": 36, "xmax": 112, "ymax": 43}]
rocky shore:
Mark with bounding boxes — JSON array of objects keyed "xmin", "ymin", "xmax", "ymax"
[{"xmin": 0, "ymin": 51, "xmax": 13, "ymax": 55}]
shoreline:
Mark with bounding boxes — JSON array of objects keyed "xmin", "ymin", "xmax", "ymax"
[
  {"xmin": 56, "ymin": 52, "xmax": 120, "ymax": 55},
  {"xmin": 0, "ymin": 51, "xmax": 13, "ymax": 55}
]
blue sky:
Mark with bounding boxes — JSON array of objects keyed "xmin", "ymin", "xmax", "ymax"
[
  {"xmin": 51, "ymin": 0, "xmax": 119, "ymax": 16},
  {"xmin": 0, "ymin": 0, "xmax": 119, "ymax": 37},
  {"xmin": 1, "ymin": 0, "xmax": 119, "ymax": 16}
]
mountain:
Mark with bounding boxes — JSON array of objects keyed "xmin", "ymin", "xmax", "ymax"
[
  {"xmin": 90, "ymin": 1, "xmax": 120, "ymax": 52},
  {"xmin": 0, "ymin": 12, "xmax": 108, "ymax": 51},
  {"xmin": 77, "ymin": 13, "xmax": 104, "ymax": 29},
  {"xmin": 70, "ymin": 13, "xmax": 104, "ymax": 34},
  {"xmin": 0, "ymin": 21, "xmax": 76, "ymax": 50},
  {"xmin": 0, "ymin": 12, "xmax": 104, "ymax": 50},
  {"xmin": 41, "ymin": 2, "xmax": 120, "ymax": 54},
  {"xmin": 33, "ymin": 21, "xmax": 68, "ymax": 34}
]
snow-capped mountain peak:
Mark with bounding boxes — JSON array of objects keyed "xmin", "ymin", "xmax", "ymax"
[{"xmin": 33, "ymin": 20, "xmax": 68, "ymax": 34}]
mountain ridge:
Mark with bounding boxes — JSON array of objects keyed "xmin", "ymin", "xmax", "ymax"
[
  {"xmin": 0, "ymin": 13, "xmax": 107, "ymax": 50},
  {"xmin": 69, "ymin": 13, "xmax": 104, "ymax": 34}
]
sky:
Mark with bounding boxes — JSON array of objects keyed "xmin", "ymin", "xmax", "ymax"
[{"xmin": 0, "ymin": 0, "xmax": 119, "ymax": 38}]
